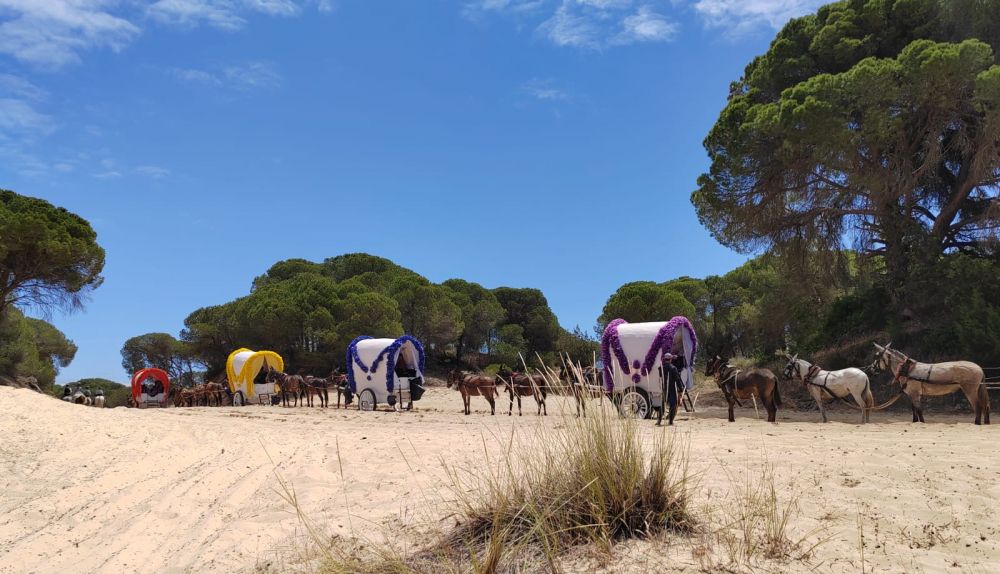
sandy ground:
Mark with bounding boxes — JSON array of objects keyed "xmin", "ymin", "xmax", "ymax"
[{"xmin": 1, "ymin": 384, "xmax": 998, "ymax": 574}]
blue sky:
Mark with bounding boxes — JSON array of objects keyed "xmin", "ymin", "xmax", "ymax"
[{"xmin": 0, "ymin": 0, "xmax": 826, "ymax": 383}]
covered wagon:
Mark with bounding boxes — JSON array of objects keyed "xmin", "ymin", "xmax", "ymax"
[
  {"xmin": 131, "ymin": 368, "xmax": 171, "ymax": 408},
  {"xmin": 346, "ymin": 335, "xmax": 426, "ymax": 411},
  {"xmin": 226, "ymin": 348, "xmax": 284, "ymax": 406},
  {"xmin": 600, "ymin": 317, "xmax": 697, "ymax": 419}
]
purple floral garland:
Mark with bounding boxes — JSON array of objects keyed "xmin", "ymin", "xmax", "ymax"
[
  {"xmin": 600, "ymin": 317, "xmax": 698, "ymax": 392},
  {"xmin": 601, "ymin": 319, "xmax": 628, "ymax": 391},
  {"xmin": 642, "ymin": 316, "xmax": 698, "ymax": 375}
]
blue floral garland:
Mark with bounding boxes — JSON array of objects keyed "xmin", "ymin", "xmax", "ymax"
[
  {"xmin": 345, "ymin": 335, "xmax": 373, "ymax": 393},
  {"xmin": 380, "ymin": 335, "xmax": 425, "ymax": 393},
  {"xmin": 345, "ymin": 335, "xmax": 426, "ymax": 393}
]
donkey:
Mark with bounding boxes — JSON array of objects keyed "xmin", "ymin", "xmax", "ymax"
[
  {"xmin": 706, "ymin": 355, "xmax": 781, "ymax": 422},
  {"xmin": 447, "ymin": 370, "xmax": 498, "ymax": 415},
  {"xmin": 495, "ymin": 369, "xmax": 548, "ymax": 416},
  {"xmin": 872, "ymin": 343, "xmax": 990, "ymax": 425},
  {"xmin": 783, "ymin": 354, "xmax": 874, "ymax": 423}
]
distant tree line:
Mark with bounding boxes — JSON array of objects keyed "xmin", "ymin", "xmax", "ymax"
[{"xmin": 125, "ymin": 253, "xmax": 598, "ymax": 382}]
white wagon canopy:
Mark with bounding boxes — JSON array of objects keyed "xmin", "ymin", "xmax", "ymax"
[
  {"xmin": 346, "ymin": 335, "xmax": 426, "ymax": 411},
  {"xmin": 600, "ymin": 317, "xmax": 698, "ymax": 419}
]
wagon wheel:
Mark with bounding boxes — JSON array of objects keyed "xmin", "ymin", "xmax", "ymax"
[
  {"xmin": 619, "ymin": 388, "xmax": 651, "ymax": 420},
  {"xmin": 358, "ymin": 389, "xmax": 376, "ymax": 412},
  {"xmin": 232, "ymin": 391, "xmax": 245, "ymax": 407}
]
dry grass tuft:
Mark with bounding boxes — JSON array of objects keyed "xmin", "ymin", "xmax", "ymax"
[
  {"xmin": 441, "ymin": 415, "xmax": 694, "ymax": 567},
  {"xmin": 308, "ymin": 414, "xmax": 693, "ymax": 573}
]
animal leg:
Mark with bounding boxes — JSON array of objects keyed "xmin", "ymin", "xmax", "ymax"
[
  {"xmin": 980, "ymin": 383, "xmax": 991, "ymax": 425},
  {"xmin": 488, "ymin": 395, "xmax": 495, "ymax": 416},
  {"xmin": 728, "ymin": 398, "xmax": 735, "ymax": 423},
  {"xmin": 961, "ymin": 384, "xmax": 982, "ymax": 425}
]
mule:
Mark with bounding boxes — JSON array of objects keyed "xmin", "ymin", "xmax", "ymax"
[
  {"xmin": 706, "ymin": 355, "xmax": 781, "ymax": 422},
  {"xmin": 783, "ymin": 355, "xmax": 874, "ymax": 423},
  {"xmin": 447, "ymin": 370, "xmax": 497, "ymax": 415},
  {"xmin": 302, "ymin": 375, "xmax": 336, "ymax": 408},
  {"xmin": 92, "ymin": 389, "xmax": 106, "ymax": 408},
  {"xmin": 268, "ymin": 371, "xmax": 304, "ymax": 407},
  {"xmin": 872, "ymin": 343, "xmax": 990, "ymax": 425},
  {"xmin": 559, "ymin": 362, "xmax": 590, "ymax": 418},
  {"xmin": 495, "ymin": 369, "xmax": 548, "ymax": 416}
]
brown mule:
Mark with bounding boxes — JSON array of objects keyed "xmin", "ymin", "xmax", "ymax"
[
  {"xmin": 495, "ymin": 369, "xmax": 548, "ymax": 416},
  {"xmin": 269, "ymin": 371, "xmax": 304, "ymax": 407},
  {"xmin": 706, "ymin": 355, "xmax": 781, "ymax": 423},
  {"xmin": 447, "ymin": 370, "xmax": 497, "ymax": 415}
]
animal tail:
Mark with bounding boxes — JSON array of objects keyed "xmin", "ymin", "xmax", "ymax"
[
  {"xmin": 773, "ymin": 379, "xmax": 782, "ymax": 407},
  {"xmin": 863, "ymin": 377, "xmax": 875, "ymax": 409}
]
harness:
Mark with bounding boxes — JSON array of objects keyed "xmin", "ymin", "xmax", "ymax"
[
  {"xmin": 716, "ymin": 366, "xmax": 744, "ymax": 407},
  {"xmin": 802, "ymin": 363, "xmax": 840, "ymax": 399}
]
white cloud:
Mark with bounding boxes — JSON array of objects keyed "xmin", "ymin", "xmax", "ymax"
[
  {"xmin": 170, "ymin": 61, "xmax": 281, "ymax": 90},
  {"xmin": 0, "ymin": 98, "xmax": 55, "ymax": 135},
  {"xmin": 520, "ymin": 78, "xmax": 569, "ymax": 101},
  {"xmin": 148, "ymin": 0, "xmax": 301, "ymax": 30},
  {"xmin": 148, "ymin": 0, "xmax": 245, "ymax": 30},
  {"xmin": 692, "ymin": 0, "xmax": 826, "ymax": 35},
  {"xmin": 616, "ymin": 5, "xmax": 676, "ymax": 44},
  {"xmin": 135, "ymin": 164, "xmax": 170, "ymax": 178},
  {"xmin": 462, "ymin": 0, "xmax": 547, "ymax": 21},
  {"xmin": 0, "ymin": 75, "xmax": 54, "ymax": 136},
  {"xmin": 0, "ymin": 0, "xmax": 140, "ymax": 68},
  {"xmin": 0, "ymin": 73, "xmax": 46, "ymax": 101},
  {"xmin": 539, "ymin": 3, "xmax": 604, "ymax": 49},
  {"xmin": 471, "ymin": 0, "xmax": 678, "ymax": 50}
]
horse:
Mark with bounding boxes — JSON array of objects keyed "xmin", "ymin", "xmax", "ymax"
[
  {"xmin": 447, "ymin": 370, "xmax": 497, "ymax": 415},
  {"xmin": 872, "ymin": 343, "xmax": 990, "ymax": 425},
  {"xmin": 495, "ymin": 368, "xmax": 548, "ymax": 416},
  {"xmin": 202, "ymin": 382, "xmax": 226, "ymax": 407},
  {"xmin": 92, "ymin": 388, "xmax": 106, "ymax": 408},
  {"xmin": 170, "ymin": 386, "xmax": 196, "ymax": 407},
  {"xmin": 268, "ymin": 371, "xmax": 304, "ymax": 407},
  {"xmin": 782, "ymin": 354, "xmax": 874, "ymax": 423},
  {"xmin": 72, "ymin": 389, "xmax": 92, "ymax": 406},
  {"xmin": 705, "ymin": 355, "xmax": 781, "ymax": 422}
]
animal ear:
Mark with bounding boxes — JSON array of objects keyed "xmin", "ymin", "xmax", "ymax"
[
  {"xmin": 873, "ymin": 342, "xmax": 884, "ymax": 351},
  {"xmin": 792, "ymin": 354, "xmax": 798, "ymax": 362}
]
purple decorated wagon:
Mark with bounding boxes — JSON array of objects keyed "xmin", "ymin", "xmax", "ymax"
[{"xmin": 600, "ymin": 317, "xmax": 697, "ymax": 419}]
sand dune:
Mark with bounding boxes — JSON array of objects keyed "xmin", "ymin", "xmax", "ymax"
[{"xmin": 1, "ymin": 385, "xmax": 998, "ymax": 573}]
